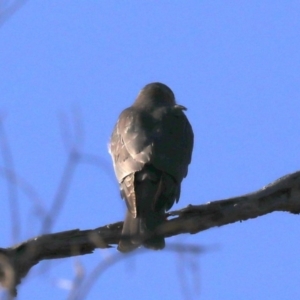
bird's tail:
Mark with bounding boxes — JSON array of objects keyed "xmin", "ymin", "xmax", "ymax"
[{"xmin": 118, "ymin": 211, "xmax": 165, "ymax": 253}]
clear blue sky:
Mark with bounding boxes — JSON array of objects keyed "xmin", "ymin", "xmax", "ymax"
[{"xmin": 1, "ymin": 1, "xmax": 300, "ymax": 299}]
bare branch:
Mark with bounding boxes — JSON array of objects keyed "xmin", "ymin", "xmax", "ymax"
[
  {"xmin": 164, "ymin": 171, "xmax": 300, "ymax": 236},
  {"xmin": 0, "ymin": 170, "xmax": 300, "ymax": 296}
]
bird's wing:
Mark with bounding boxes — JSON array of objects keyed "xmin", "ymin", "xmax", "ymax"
[
  {"xmin": 151, "ymin": 105, "xmax": 194, "ymax": 182},
  {"xmin": 109, "ymin": 105, "xmax": 194, "ymax": 214},
  {"xmin": 109, "ymin": 107, "xmax": 152, "ymax": 182},
  {"xmin": 149, "ymin": 105, "xmax": 194, "ymax": 210},
  {"xmin": 109, "ymin": 108, "xmax": 153, "ymax": 216}
]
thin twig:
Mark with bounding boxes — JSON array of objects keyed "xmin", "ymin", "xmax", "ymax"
[
  {"xmin": 0, "ymin": 0, "xmax": 28, "ymax": 27},
  {"xmin": 40, "ymin": 109, "xmax": 85, "ymax": 233},
  {"xmin": 40, "ymin": 152, "xmax": 79, "ymax": 233},
  {"xmin": 70, "ymin": 244, "xmax": 204, "ymax": 300},
  {"xmin": 0, "ymin": 166, "xmax": 46, "ymax": 219},
  {"xmin": 0, "ymin": 117, "xmax": 20, "ymax": 243}
]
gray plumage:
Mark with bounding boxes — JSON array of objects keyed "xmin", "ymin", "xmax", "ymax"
[{"xmin": 109, "ymin": 82, "xmax": 193, "ymax": 252}]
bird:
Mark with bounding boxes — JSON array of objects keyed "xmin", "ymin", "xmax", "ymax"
[{"xmin": 109, "ymin": 82, "xmax": 194, "ymax": 252}]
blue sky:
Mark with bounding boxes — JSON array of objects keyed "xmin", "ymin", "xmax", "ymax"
[{"xmin": 1, "ymin": 1, "xmax": 300, "ymax": 299}]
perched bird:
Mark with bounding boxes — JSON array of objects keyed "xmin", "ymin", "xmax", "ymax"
[{"xmin": 109, "ymin": 82, "xmax": 193, "ymax": 252}]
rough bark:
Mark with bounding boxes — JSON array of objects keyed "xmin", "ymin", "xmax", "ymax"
[{"xmin": 1, "ymin": 171, "xmax": 300, "ymax": 296}]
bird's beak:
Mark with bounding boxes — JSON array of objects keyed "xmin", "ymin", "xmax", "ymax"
[{"xmin": 174, "ymin": 104, "xmax": 187, "ymax": 111}]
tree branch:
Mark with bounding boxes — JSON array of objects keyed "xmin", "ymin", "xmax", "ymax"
[{"xmin": 1, "ymin": 171, "xmax": 300, "ymax": 296}]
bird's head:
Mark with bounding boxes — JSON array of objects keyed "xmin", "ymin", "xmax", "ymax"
[{"xmin": 133, "ymin": 82, "xmax": 176, "ymax": 108}]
